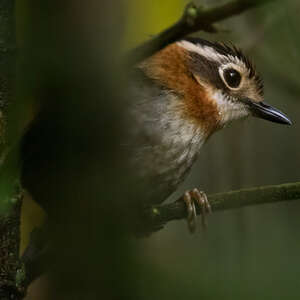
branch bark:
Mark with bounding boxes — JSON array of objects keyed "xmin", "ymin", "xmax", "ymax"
[
  {"xmin": 127, "ymin": 0, "xmax": 275, "ymax": 66},
  {"xmin": 145, "ymin": 182, "xmax": 300, "ymax": 232},
  {"xmin": 0, "ymin": 0, "xmax": 24, "ymax": 299},
  {"xmin": 0, "ymin": 196, "xmax": 24, "ymax": 300}
]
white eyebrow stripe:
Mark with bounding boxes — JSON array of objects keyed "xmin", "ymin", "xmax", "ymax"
[
  {"xmin": 177, "ymin": 40, "xmax": 226, "ymax": 63},
  {"xmin": 177, "ymin": 40, "xmax": 246, "ymax": 69}
]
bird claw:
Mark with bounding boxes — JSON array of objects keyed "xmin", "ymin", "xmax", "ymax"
[{"xmin": 183, "ymin": 189, "xmax": 211, "ymax": 233}]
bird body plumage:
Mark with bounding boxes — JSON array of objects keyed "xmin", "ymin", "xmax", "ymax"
[
  {"xmin": 20, "ymin": 37, "xmax": 291, "ymax": 234},
  {"xmin": 126, "ymin": 38, "xmax": 266, "ymax": 206}
]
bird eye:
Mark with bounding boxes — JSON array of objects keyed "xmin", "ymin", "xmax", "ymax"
[{"xmin": 223, "ymin": 68, "xmax": 241, "ymax": 88}]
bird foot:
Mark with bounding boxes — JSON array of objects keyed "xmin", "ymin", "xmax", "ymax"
[{"xmin": 183, "ymin": 188, "xmax": 211, "ymax": 233}]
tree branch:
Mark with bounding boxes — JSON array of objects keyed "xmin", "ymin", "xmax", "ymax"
[
  {"xmin": 145, "ymin": 182, "xmax": 300, "ymax": 232},
  {"xmin": 18, "ymin": 182, "xmax": 300, "ymax": 286},
  {"xmin": 0, "ymin": 192, "xmax": 24, "ymax": 299},
  {"xmin": 127, "ymin": 0, "xmax": 275, "ymax": 66},
  {"xmin": 0, "ymin": 0, "xmax": 24, "ymax": 299}
]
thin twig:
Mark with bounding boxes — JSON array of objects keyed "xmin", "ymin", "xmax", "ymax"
[
  {"xmin": 127, "ymin": 0, "xmax": 275, "ymax": 66},
  {"xmin": 145, "ymin": 182, "xmax": 300, "ymax": 232}
]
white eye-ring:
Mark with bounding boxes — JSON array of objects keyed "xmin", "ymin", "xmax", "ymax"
[{"xmin": 219, "ymin": 65, "xmax": 242, "ymax": 90}]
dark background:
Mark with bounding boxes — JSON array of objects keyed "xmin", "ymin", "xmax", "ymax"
[{"xmin": 126, "ymin": 0, "xmax": 300, "ymax": 299}]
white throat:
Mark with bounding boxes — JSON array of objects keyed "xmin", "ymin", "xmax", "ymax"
[{"xmin": 211, "ymin": 90, "xmax": 249, "ymax": 125}]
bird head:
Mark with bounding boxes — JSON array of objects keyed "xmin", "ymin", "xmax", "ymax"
[{"xmin": 139, "ymin": 38, "xmax": 291, "ymax": 136}]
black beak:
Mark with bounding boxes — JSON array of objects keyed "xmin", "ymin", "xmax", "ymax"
[{"xmin": 241, "ymin": 98, "xmax": 292, "ymax": 125}]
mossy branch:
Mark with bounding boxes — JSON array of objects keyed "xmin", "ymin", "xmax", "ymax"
[
  {"xmin": 145, "ymin": 182, "xmax": 300, "ymax": 232},
  {"xmin": 127, "ymin": 0, "xmax": 275, "ymax": 66}
]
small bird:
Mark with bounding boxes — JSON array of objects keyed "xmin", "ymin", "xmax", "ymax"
[{"xmin": 128, "ymin": 37, "xmax": 291, "ymax": 233}]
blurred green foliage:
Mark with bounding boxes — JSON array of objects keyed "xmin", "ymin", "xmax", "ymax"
[{"xmin": 123, "ymin": 0, "xmax": 187, "ymax": 48}]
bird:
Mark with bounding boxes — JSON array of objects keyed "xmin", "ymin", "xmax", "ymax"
[{"xmin": 127, "ymin": 37, "xmax": 292, "ymax": 233}]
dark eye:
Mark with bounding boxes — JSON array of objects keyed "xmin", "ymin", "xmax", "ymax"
[{"xmin": 223, "ymin": 68, "xmax": 241, "ymax": 88}]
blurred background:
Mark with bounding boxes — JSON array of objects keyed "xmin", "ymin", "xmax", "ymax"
[
  {"xmin": 124, "ymin": 0, "xmax": 300, "ymax": 299},
  {"xmin": 22, "ymin": 0, "xmax": 300, "ymax": 299}
]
